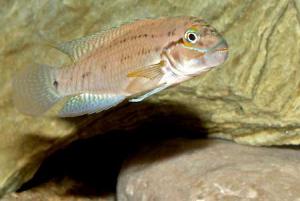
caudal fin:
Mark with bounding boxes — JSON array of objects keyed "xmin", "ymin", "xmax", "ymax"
[{"xmin": 12, "ymin": 64, "xmax": 62, "ymax": 116}]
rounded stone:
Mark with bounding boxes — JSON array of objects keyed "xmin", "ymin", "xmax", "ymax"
[{"xmin": 117, "ymin": 139, "xmax": 300, "ymax": 201}]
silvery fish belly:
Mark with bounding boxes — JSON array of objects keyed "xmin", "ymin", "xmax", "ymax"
[{"xmin": 12, "ymin": 16, "xmax": 229, "ymax": 117}]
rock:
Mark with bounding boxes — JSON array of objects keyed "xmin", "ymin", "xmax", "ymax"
[
  {"xmin": 1, "ymin": 0, "xmax": 300, "ymax": 198},
  {"xmin": 2, "ymin": 178, "xmax": 115, "ymax": 201},
  {"xmin": 117, "ymin": 139, "xmax": 300, "ymax": 201}
]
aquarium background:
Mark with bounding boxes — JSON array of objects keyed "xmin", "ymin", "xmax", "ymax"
[{"xmin": 1, "ymin": 0, "xmax": 300, "ymax": 200}]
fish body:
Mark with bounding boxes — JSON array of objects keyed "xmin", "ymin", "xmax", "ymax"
[{"xmin": 13, "ymin": 16, "xmax": 228, "ymax": 117}]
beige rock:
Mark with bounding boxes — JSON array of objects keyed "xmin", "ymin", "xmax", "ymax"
[
  {"xmin": 2, "ymin": 178, "xmax": 114, "ymax": 201},
  {"xmin": 117, "ymin": 139, "xmax": 300, "ymax": 201},
  {"xmin": 1, "ymin": 0, "xmax": 300, "ymax": 198}
]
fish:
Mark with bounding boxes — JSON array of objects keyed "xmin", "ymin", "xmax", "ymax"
[{"xmin": 12, "ymin": 16, "xmax": 229, "ymax": 117}]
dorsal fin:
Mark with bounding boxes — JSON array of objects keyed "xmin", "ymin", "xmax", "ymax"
[
  {"xmin": 54, "ymin": 17, "xmax": 172, "ymax": 62},
  {"xmin": 55, "ymin": 28, "xmax": 123, "ymax": 62}
]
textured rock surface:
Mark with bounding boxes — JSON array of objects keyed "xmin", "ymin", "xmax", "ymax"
[
  {"xmin": 2, "ymin": 178, "xmax": 114, "ymax": 201},
  {"xmin": 117, "ymin": 139, "xmax": 300, "ymax": 201},
  {"xmin": 1, "ymin": 0, "xmax": 300, "ymax": 198}
]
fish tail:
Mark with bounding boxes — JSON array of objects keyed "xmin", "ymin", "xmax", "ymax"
[{"xmin": 12, "ymin": 64, "xmax": 62, "ymax": 116}]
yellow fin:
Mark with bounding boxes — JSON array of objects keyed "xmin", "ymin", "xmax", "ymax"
[{"xmin": 127, "ymin": 61, "xmax": 165, "ymax": 80}]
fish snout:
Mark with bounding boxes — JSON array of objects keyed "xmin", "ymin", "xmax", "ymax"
[{"xmin": 204, "ymin": 37, "xmax": 229, "ymax": 67}]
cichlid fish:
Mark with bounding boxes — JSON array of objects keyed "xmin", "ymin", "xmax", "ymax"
[{"xmin": 13, "ymin": 16, "xmax": 228, "ymax": 117}]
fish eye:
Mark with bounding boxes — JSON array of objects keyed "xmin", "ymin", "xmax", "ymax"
[
  {"xmin": 185, "ymin": 30, "xmax": 199, "ymax": 44},
  {"xmin": 184, "ymin": 30, "xmax": 199, "ymax": 44},
  {"xmin": 183, "ymin": 27, "xmax": 200, "ymax": 47}
]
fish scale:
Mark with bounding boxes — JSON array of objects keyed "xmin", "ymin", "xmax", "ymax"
[{"xmin": 12, "ymin": 16, "xmax": 228, "ymax": 117}]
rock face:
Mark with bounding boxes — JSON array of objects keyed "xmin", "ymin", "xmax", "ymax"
[
  {"xmin": 0, "ymin": 0, "xmax": 300, "ymax": 198},
  {"xmin": 2, "ymin": 179, "xmax": 115, "ymax": 201},
  {"xmin": 117, "ymin": 139, "xmax": 300, "ymax": 201}
]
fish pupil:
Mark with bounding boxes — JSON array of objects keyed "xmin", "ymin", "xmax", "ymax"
[{"xmin": 188, "ymin": 33, "xmax": 196, "ymax": 42}]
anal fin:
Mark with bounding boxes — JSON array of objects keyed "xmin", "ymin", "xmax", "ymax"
[{"xmin": 59, "ymin": 93, "xmax": 125, "ymax": 117}]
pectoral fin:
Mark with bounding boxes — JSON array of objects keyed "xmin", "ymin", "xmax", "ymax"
[
  {"xmin": 129, "ymin": 84, "xmax": 168, "ymax": 102},
  {"xmin": 127, "ymin": 61, "xmax": 165, "ymax": 80}
]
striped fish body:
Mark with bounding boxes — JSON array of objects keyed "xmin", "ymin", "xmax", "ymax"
[{"xmin": 56, "ymin": 17, "xmax": 195, "ymax": 96}]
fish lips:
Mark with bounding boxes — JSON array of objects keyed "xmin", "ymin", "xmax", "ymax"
[
  {"xmin": 207, "ymin": 41, "xmax": 228, "ymax": 66},
  {"xmin": 197, "ymin": 39, "xmax": 229, "ymax": 70}
]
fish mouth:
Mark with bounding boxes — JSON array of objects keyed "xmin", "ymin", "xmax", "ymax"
[
  {"xmin": 209, "ymin": 37, "xmax": 228, "ymax": 53},
  {"xmin": 191, "ymin": 37, "xmax": 229, "ymax": 56},
  {"xmin": 214, "ymin": 47, "xmax": 228, "ymax": 53},
  {"xmin": 191, "ymin": 38, "xmax": 228, "ymax": 73},
  {"xmin": 205, "ymin": 37, "xmax": 229, "ymax": 65},
  {"xmin": 211, "ymin": 46, "xmax": 229, "ymax": 63}
]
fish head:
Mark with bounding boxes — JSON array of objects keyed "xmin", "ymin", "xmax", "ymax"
[{"xmin": 167, "ymin": 18, "xmax": 229, "ymax": 76}]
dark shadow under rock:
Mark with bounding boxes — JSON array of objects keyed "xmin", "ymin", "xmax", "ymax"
[{"xmin": 14, "ymin": 102, "xmax": 208, "ymax": 199}]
